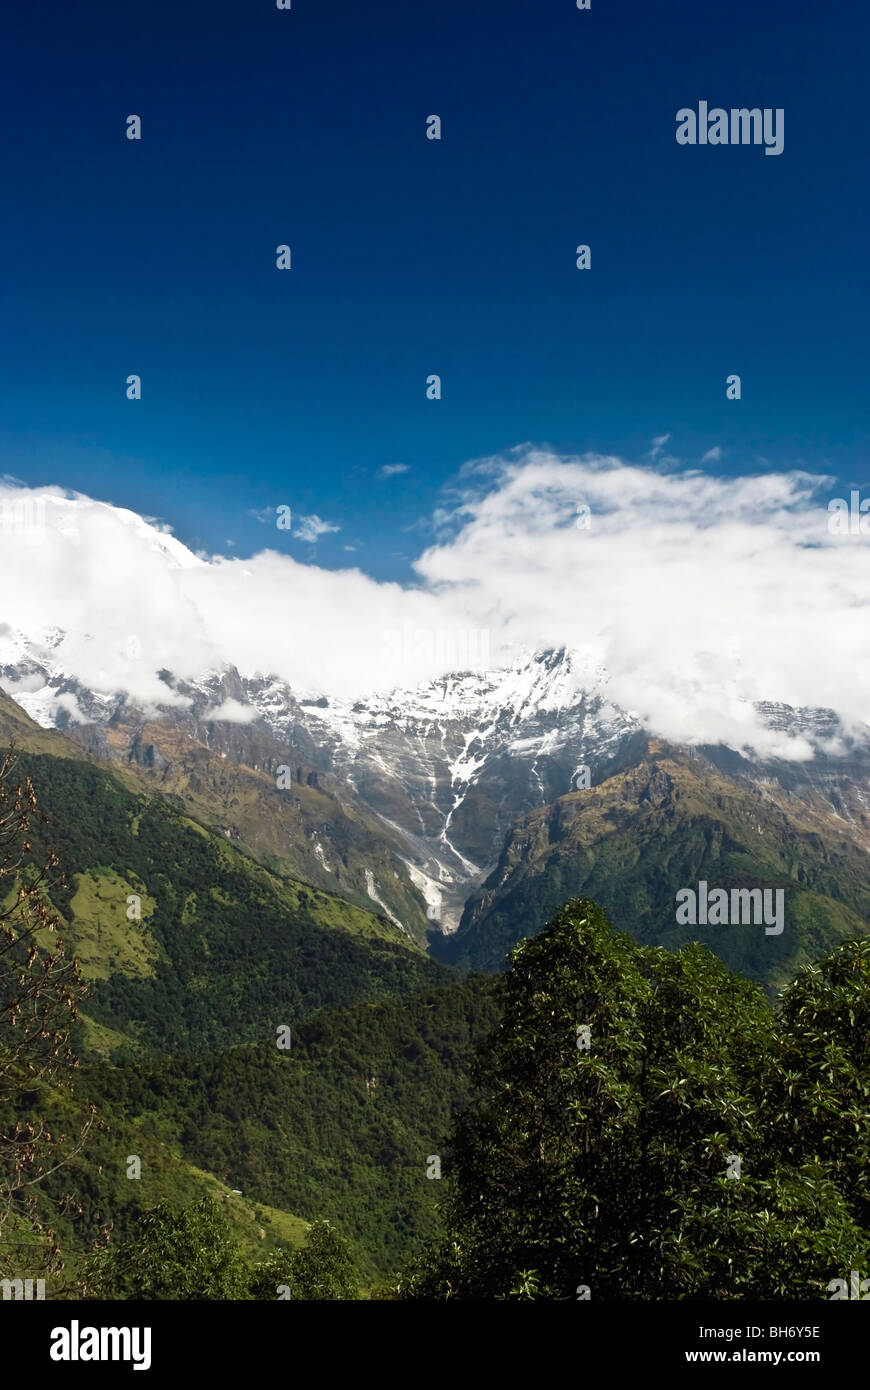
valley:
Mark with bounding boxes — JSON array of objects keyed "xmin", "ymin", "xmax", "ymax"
[{"xmin": 3, "ymin": 580, "xmax": 870, "ymax": 1288}]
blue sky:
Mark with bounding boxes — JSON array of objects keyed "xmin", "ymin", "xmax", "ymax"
[{"xmin": 1, "ymin": 0, "xmax": 867, "ymax": 580}]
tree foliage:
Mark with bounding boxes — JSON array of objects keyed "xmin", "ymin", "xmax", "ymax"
[
  {"xmin": 81, "ymin": 1197, "xmax": 251, "ymax": 1300},
  {"xmin": 249, "ymin": 1220, "xmax": 359, "ymax": 1300},
  {"xmin": 400, "ymin": 899, "xmax": 870, "ymax": 1299},
  {"xmin": 83, "ymin": 1200, "xmax": 360, "ymax": 1301}
]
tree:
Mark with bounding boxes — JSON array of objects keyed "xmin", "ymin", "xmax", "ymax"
[
  {"xmin": 769, "ymin": 938, "xmax": 870, "ymax": 1236},
  {"xmin": 81, "ymin": 1197, "xmax": 251, "ymax": 1300},
  {"xmin": 249, "ymin": 1220, "xmax": 359, "ymax": 1300},
  {"xmin": 0, "ymin": 747, "xmax": 91, "ymax": 1285},
  {"xmin": 399, "ymin": 898, "xmax": 870, "ymax": 1299}
]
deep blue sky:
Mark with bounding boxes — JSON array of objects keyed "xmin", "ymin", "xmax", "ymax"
[{"xmin": 1, "ymin": 0, "xmax": 867, "ymax": 578}]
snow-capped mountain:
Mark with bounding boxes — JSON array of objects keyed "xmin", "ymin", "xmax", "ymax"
[
  {"xmin": 0, "ymin": 625, "xmax": 640, "ymax": 934},
  {"xmin": 2, "ymin": 491, "xmax": 869, "ymax": 946},
  {"xmin": 4, "ymin": 611, "xmax": 870, "ymax": 952},
  {"xmin": 251, "ymin": 651, "xmax": 640, "ymax": 930}
]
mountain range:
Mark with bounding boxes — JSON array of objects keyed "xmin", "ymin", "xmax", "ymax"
[
  {"xmin": 2, "ymin": 498, "xmax": 870, "ymax": 1284},
  {"xmin": 2, "ymin": 503, "xmax": 869, "ymax": 989}
]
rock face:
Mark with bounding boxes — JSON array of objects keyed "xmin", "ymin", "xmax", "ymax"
[
  {"xmin": 271, "ymin": 650, "xmax": 641, "ymax": 932},
  {"xmin": 2, "ymin": 622, "xmax": 870, "ymax": 968}
]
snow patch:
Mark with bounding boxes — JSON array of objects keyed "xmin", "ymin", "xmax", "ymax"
[{"xmin": 364, "ymin": 869, "xmax": 411, "ymax": 939}]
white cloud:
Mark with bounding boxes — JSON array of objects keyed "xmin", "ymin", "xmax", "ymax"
[
  {"xmin": 294, "ymin": 514, "xmax": 340, "ymax": 542},
  {"xmin": 54, "ymin": 691, "xmax": 88, "ymax": 724},
  {"xmin": 378, "ymin": 463, "xmax": 409, "ymax": 478},
  {"xmin": 702, "ymin": 446, "xmax": 724, "ymax": 463},
  {"xmin": 650, "ymin": 433, "xmax": 671, "ymax": 459},
  {"xmin": 203, "ymin": 698, "xmax": 255, "ymax": 724},
  {"xmin": 0, "ymin": 454, "xmax": 866, "ymax": 757}
]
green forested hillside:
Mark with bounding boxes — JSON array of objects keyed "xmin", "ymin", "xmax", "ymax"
[
  {"xmin": 11, "ymin": 752, "xmax": 447, "ymax": 1055},
  {"xmin": 0, "ymin": 739, "xmax": 500, "ymax": 1282},
  {"xmin": 82, "ymin": 974, "xmax": 502, "ymax": 1277},
  {"xmin": 1, "ymin": 1073, "xmax": 310, "ymax": 1295}
]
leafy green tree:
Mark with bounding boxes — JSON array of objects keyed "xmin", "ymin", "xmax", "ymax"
[
  {"xmin": 250, "ymin": 1220, "xmax": 359, "ymax": 1300},
  {"xmin": 771, "ymin": 938, "xmax": 870, "ymax": 1232},
  {"xmin": 399, "ymin": 899, "xmax": 870, "ymax": 1300},
  {"xmin": 81, "ymin": 1197, "xmax": 251, "ymax": 1299}
]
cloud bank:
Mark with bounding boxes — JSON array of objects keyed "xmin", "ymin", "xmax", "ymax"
[{"xmin": 0, "ymin": 450, "xmax": 867, "ymax": 757}]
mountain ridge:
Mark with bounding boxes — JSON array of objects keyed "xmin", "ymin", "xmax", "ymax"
[
  {"xmin": 3, "ymin": 617, "xmax": 870, "ymax": 988},
  {"xmin": 442, "ymin": 738, "xmax": 870, "ymax": 990}
]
